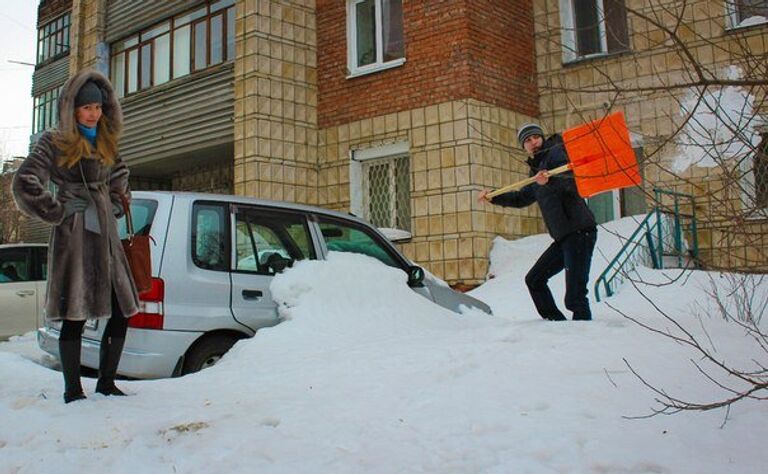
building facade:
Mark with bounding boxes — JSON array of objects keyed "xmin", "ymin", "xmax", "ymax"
[
  {"xmin": 533, "ymin": 0, "xmax": 768, "ymax": 271},
  {"xmin": 29, "ymin": 0, "xmax": 767, "ymax": 283}
]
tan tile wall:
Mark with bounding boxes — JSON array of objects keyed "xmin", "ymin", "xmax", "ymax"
[
  {"xmin": 533, "ymin": 0, "xmax": 768, "ymax": 271},
  {"xmin": 319, "ymin": 99, "xmax": 543, "ymax": 285},
  {"xmin": 233, "ymin": 0, "xmax": 319, "ymax": 205}
]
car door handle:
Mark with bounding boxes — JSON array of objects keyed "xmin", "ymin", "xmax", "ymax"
[
  {"xmin": 242, "ymin": 289, "xmax": 263, "ymax": 301},
  {"xmin": 16, "ymin": 289, "xmax": 35, "ymax": 297}
]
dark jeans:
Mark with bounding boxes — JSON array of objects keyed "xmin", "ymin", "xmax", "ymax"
[{"xmin": 524, "ymin": 229, "xmax": 597, "ymax": 320}]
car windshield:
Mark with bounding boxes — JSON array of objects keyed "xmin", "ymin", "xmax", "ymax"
[{"xmin": 117, "ymin": 199, "xmax": 158, "ymax": 238}]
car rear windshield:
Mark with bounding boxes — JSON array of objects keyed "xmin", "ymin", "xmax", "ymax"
[{"xmin": 117, "ymin": 199, "xmax": 158, "ymax": 238}]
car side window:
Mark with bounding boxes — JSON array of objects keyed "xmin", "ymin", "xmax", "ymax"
[
  {"xmin": 117, "ymin": 198, "xmax": 158, "ymax": 238},
  {"xmin": 317, "ymin": 218, "xmax": 401, "ymax": 268},
  {"xmin": 234, "ymin": 208, "xmax": 315, "ymax": 275},
  {"xmin": 192, "ymin": 202, "xmax": 229, "ymax": 271},
  {"xmin": 0, "ymin": 248, "xmax": 32, "ymax": 283}
]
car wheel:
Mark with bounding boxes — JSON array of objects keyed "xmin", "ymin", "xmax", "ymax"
[{"xmin": 182, "ymin": 335, "xmax": 238, "ymax": 375}]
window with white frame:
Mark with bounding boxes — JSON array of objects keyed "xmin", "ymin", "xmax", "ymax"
[
  {"xmin": 727, "ymin": 0, "xmax": 768, "ymax": 28},
  {"xmin": 110, "ymin": 0, "xmax": 235, "ymax": 98},
  {"xmin": 346, "ymin": 0, "xmax": 405, "ymax": 77},
  {"xmin": 37, "ymin": 13, "xmax": 70, "ymax": 64},
  {"xmin": 350, "ymin": 142, "xmax": 411, "ymax": 234},
  {"xmin": 559, "ymin": 0, "xmax": 629, "ymax": 62}
]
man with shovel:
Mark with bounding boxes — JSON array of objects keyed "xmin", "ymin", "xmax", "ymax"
[{"xmin": 478, "ymin": 123, "xmax": 597, "ymax": 321}]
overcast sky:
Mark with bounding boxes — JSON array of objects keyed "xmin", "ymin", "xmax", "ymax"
[{"xmin": 0, "ymin": 1, "xmax": 38, "ymax": 162}]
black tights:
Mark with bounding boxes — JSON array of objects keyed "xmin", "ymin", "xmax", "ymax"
[{"xmin": 60, "ymin": 294, "xmax": 128, "ymax": 343}]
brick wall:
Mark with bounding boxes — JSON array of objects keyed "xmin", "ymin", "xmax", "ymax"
[
  {"xmin": 467, "ymin": 0, "xmax": 538, "ymax": 118},
  {"xmin": 317, "ymin": 0, "xmax": 538, "ymax": 129}
]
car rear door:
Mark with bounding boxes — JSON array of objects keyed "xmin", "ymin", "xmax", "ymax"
[
  {"xmin": 0, "ymin": 246, "xmax": 40, "ymax": 339},
  {"xmin": 229, "ymin": 204, "xmax": 317, "ymax": 332}
]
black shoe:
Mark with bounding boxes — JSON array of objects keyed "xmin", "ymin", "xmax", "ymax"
[
  {"xmin": 572, "ymin": 315, "xmax": 592, "ymax": 321},
  {"xmin": 95, "ymin": 380, "xmax": 127, "ymax": 396},
  {"xmin": 64, "ymin": 391, "xmax": 87, "ymax": 404},
  {"xmin": 546, "ymin": 314, "xmax": 567, "ymax": 321}
]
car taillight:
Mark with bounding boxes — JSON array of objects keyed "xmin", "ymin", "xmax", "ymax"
[{"xmin": 128, "ymin": 278, "xmax": 164, "ymax": 330}]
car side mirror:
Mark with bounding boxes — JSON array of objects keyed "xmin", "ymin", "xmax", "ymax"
[{"xmin": 407, "ymin": 265, "xmax": 425, "ymax": 287}]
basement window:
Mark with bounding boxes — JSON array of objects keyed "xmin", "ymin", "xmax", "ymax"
[{"xmin": 350, "ymin": 142, "xmax": 412, "ymax": 236}]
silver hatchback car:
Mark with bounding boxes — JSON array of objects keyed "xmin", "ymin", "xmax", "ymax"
[{"xmin": 38, "ymin": 191, "xmax": 491, "ymax": 378}]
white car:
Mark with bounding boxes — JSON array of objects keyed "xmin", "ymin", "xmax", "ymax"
[
  {"xmin": 37, "ymin": 191, "xmax": 492, "ymax": 378},
  {"xmin": 0, "ymin": 243, "xmax": 47, "ymax": 341}
]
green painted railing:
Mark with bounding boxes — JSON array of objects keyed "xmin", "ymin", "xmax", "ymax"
[{"xmin": 594, "ymin": 188, "xmax": 698, "ymax": 302}]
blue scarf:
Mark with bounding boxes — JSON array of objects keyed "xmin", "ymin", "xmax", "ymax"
[{"xmin": 77, "ymin": 123, "xmax": 98, "ymax": 146}]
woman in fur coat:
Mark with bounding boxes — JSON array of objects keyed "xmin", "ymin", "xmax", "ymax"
[{"xmin": 13, "ymin": 69, "xmax": 139, "ymax": 403}]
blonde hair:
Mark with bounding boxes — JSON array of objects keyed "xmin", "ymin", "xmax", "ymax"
[{"xmin": 55, "ymin": 113, "xmax": 120, "ymax": 169}]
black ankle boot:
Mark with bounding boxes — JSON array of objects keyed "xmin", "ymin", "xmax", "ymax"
[
  {"xmin": 96, "ymin": 337, "xmax": 128, "ymax": 396},
  {"xmin": 542, "ymin": 313, "xmax": 567, "ymax": 321},
  {"xmin": 59, "ymin": 339, "xmax": 86, "ymax": 403},
  {"xmin": 64, "ymin": 391, "xmax": 87, "ymax": 403},
  {"xmin": 95, "ymin": 379, "xmax": 127, "ymax": 396}
]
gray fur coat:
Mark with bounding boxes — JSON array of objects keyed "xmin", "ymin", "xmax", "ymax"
[{"xmin": 12, "ymin": 70, "xmax": 139, "ymax": 321}]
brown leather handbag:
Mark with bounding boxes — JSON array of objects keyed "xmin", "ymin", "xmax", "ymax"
[{"xmin": 121, "ymin": 194, "xmax": 153, "ymax": 293}]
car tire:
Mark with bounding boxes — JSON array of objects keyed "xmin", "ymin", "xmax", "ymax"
[{"xmin": 182, "ymin": 335, "xmax": 238, "ymax": 375}]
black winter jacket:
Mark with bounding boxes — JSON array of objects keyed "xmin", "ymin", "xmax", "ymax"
[{"xmin": 491, "ymin": 134, "xmax": 596, "ymax": 242}]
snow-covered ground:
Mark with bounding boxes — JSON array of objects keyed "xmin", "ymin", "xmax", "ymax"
[{"xmin": 1, "ymin": 217, "xmax": 766, "ymax": 473}]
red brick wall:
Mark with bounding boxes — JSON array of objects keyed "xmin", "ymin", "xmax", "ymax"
[
  {"xmin": 467, "ymin": 0, "xmax": 538, "ymax": 117},
  {"xmin": 317, "ymin": 0, "xmax": 538, "ymax": 128}
]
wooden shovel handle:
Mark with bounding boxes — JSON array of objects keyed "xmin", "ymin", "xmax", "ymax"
[{"xmin": 486, "ymin": 164, "xmax": 572, "ymax": 198}]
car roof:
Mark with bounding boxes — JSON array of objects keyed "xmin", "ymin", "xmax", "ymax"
[{"xmin": 132, "ymin": 190, "xmax": 370, "ymax": 226}]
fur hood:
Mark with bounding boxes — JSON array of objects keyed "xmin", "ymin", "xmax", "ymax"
[{"xmin": 57, "ymin": 69, "xmax": 123, "ymax": 136}]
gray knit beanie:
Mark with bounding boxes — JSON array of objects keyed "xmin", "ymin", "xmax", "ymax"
[
  {"xmin": 74, "ymin": 80, "xmax": 103, "ymax": 107},
  {"xmin": 517, "ymin": 123, "xmax": 544, "ymax": 147}
]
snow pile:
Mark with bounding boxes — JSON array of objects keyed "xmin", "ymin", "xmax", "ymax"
[
  {"xmin": 1, "ymin": 219, "xmax": 767, "ymax": 473},
  {"xmin": 673, "ymin": 65, "xmax": 764, "ymax": 172},
  {"xmin": 471, "ymin": 216, "xmax": 645, "ymax": 319}
]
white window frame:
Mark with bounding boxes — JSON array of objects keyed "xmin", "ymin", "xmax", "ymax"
[
  {"xmin": 726, "ymin": 0, "xmax": 768, "ymax": 30},
  {"xmin": 346, "ymin": 0, "xmax": 406, "ymax": 78},
  {"xmin": 560, "ymin": 0, "xmax": 606, "ymax": 63},
  {"xmin": 350, "ymin": 141, "xmax": 412, "ymax": 238},
  {"xmin": 559, "ymin": 0, "xmax": 630, "ymax": 63}
]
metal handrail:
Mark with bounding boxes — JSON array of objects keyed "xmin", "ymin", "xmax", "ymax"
[
  {"xmin": 594, "ymin": 211, "xmax": 659, "ymax": 302},
  {"xmin": 594, "ymin": 188, "xmax": 698, "ymax": 302},
  {"xmin": 653, "ymin": 188, "xmax": 699, "ymax": 266}
]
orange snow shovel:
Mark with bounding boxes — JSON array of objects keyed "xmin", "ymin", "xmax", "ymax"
[{"xmin": 487, "ymin": 112, "xmax": 641, "ymax": 199}]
